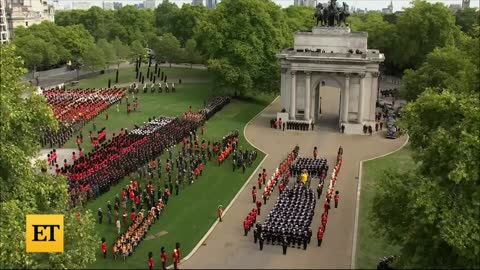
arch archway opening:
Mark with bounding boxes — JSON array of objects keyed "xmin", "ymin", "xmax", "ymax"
[{"xmin": 311, "ymin": 75, "xmax": 342, "ymax": 130}]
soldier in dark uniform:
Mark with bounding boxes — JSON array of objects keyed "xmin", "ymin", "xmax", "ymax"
[
  {"xmin": 302, "ymin": 230, "xmax": 308, "ymax": 250},
  {"xmin": 253, "ymin": 225, "xmax": 259, "ymax": 243},
  {"xmin": 282, "ymin": 234, "xmax": 288, "ymax": 254},
  {"xmin": 259, "ymin": 233, "xmax": 264, "ymax": 250}
]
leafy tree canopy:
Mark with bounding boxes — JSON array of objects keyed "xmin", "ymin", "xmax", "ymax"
[
  {"xmin": 390, "ymin": 0, "xmax": 459, "ymax": 70},
  {"xmin": 195, "ymin": 0, "xmax": 291, "ymax": 96},
  {"xmin": 0, "ymin": 45, "xmax": 97, "ymax": 269},
  {"xmin": 283, "ymin": 5, "xmax": 315, "ymax": 34}
]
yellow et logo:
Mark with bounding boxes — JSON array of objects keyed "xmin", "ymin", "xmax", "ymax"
[{"xmin": 26, "ymin": 214, "xmax": 64, "ymax": 253}]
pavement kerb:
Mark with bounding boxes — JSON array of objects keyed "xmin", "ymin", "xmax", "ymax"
[
  {"xmin": 175, "ymin": 95, "xmax": 279, "ymax": 268},
  {"xmin": 350, "ymin": 135, "xmax": 409, "ymax": 269}
]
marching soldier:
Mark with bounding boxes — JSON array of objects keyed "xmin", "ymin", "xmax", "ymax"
[
  {"xmin": 282, "ymin": 234, "xmax": 288, "ymax": 255},
  {"xmin": 259, "ymin": 232, "xmax": 264, "ymax": 250}
]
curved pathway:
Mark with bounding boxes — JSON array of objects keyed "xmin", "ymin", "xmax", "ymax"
[{"xmin": 181, "ymin": 87, "xmax": 407, "ymax": 269}]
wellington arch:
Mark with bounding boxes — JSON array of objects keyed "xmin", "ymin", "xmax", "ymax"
[{"xmin": 278, "ymin": 27, "xmax": 384, "ymax": 134}]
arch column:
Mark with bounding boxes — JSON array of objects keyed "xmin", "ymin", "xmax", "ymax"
[
  {"xmin": 357, "ymin": 73, "xmax": 366, "ymax": 123},
  {"xmin": 341, "ymin": 73, "xmax": 351, "ymax": 123},
  {"xmin": 304, "ymin": 71, "xmax": 311, "ymax": 121},
  {"xmin": 290, "ymin": 71, "xmax": 297, "ymax": 119}
]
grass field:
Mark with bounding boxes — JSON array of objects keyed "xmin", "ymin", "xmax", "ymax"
[
  {"xmin": 356, "ymin": 145, "xmax": 413, "ymax": 269},
  {"xmin": 60, "ymin": 66, "xmax": 275, "ymax": 268}
]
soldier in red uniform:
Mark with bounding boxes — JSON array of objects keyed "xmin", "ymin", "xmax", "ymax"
[
  {"xmin": 313, "ymin": 146, "xmax": 318, "ymax": 160},
  {"xmin": 317, "ymin": 226, "xmax": 325, "ymax": 246},
  {"xmin": 148, "ymin": 251, "xmax": 154, "ymax": 270},
  {"xmin": 244, "ymin": 218, "xmax": 250, "ymax": 236},
  {"xmin": 262, "ymin": 169, "xmax": 267, "ymax": 184},
  {"xmin": 257, "ymin": 173, "xmax": 262, "ymax": 189},
  {"xmin": 101, "ymin": 238, "xmax": 107, "ymax": 258},
  {"xmin": 324, "ymin": 199, "xmax": 331, "ymax": 213},
  {"xmin": 334, "ymin": 191, "xmax": 340, "ymax": 208},
  {"xmin": 161, "ymin": 247, "xmax": 167, "ymax": 270},
  {"xmin": 172, "ymin": 249, "xmax": 179, "ymax": 270},
  {"xmin": 252, "ymin": 186, "xmax": 257, "ymax": 203}
]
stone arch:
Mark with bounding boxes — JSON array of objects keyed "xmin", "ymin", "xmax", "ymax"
[{"xmin": 310, "ymin": 72, "xmax": 345, "ymax": 124}]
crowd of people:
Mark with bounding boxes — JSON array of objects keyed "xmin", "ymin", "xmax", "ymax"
[
  {"xmin": 200, "ymin": 96, "xmax": 231, "ymax": 120},
  {"xmin": 113, "ymin": 207, "xmax": 157, "ymax": 260},
  {"xmin": 269, "ymin": 119, "xmax": 314, "ymax": 131},
  {"xmin": 63, "ymin": 96, "xmax": 230, "ymax": 206},
  {"xmin": 260, "ymin": 184, "xmax": 316, "ymax": 250},
  {"xmin": 40, "ymin": 88, "xmax": 126, "ymax": 148},
  {"xmin": 290, "ymin": 157, "xmax": 328, "ymax": 178}
]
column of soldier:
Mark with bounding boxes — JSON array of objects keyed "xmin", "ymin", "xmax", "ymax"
[
  {"xmin": 129, "ymin": 57, "xmax": 180, "ymax": 94},
  {"xmin": 40, "ymin": 88, "xmax": 126, "ymax": 148},
  {"xmin": 249, "ymin": 146, "xmax": 332, "ymax": 254},
  {"xmin": 286, "ymin": 120, "xmax": 312, "ymax": 131},
  {"xmin": 245, "ymin": 146, "xmax": 301, "ymax": 253},
  {"xmin": 97, "ymin": 129, "xmax": 244, "ymax": 262},
  {"xmin": 66, "ymin": 96, "xmax": 231, "ymax": 207},
  {"xmin": 317, "ymin": 146, "xmax": 343, "ymax": 248}
]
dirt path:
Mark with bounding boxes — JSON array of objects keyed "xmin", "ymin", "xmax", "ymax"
[{"xmin": 180, "ymin": 86, "xmax": 407, "ymax": 269}]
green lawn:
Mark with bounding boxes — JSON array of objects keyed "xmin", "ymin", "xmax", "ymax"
[
  {"xmin": 60, "ymin": 66, "xmax": 275, "ymax": 268},
  {"xmin": 356, "ymin": 145, "xmax": 414, "ymax": 269}
]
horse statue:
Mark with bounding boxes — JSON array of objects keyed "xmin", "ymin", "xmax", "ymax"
[
  {"xmin": 327, "ymin": 0, "xmax": 340, "ymax": 27},
  {"xmin": 314, "ymin": 3, "xmax": 326, "ymax": 26},
  {"xmin": 338, "ymin": 2, "xmax": 350, "ymax": 26}
]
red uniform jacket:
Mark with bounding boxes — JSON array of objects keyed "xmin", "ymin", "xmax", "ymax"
[
  {"xmin": 324, "ymin": 201, "xmax": 330, "ymax": 212},
  {"xmin": 334, "ymin": 194, "xmax": 339, "ymax": 203},
  {"xmin": 149, "ymin": 258, "xmax": 154, "ymax": 268},
  {"xmin": 244, "ymin": 219, "xmax": 250, "ymax": 230},
  {"xmin": 317, "ymin": 228, "xmax": 324, "ymax": 240},
  {"xmin": 161, "ymin": 252, "xmax": 167, "ymax": 263},
  {"xmin": 101, "ymin": 242, "xmax": 107, "ymax": 252}
]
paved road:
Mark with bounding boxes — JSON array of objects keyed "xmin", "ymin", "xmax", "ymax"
[{"xmin": 180, "ymin": 86, "xmax": 407, "ymax": 269}]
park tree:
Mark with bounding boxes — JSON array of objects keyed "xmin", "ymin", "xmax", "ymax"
[
  {"xmin": 183, "ymin": 38, "xmax": 203, "ymax": 66},
  {"xmin": 0, "ymin": 44, "xmax": 98, "ymax": 269},
  {"xmin": 114, "ymin": 6, "xmax": 155, "ymax": 45},
  {"xmin": 401, "ymin": 46, "xmax": 478, "ymax": 101},
  {"xmin": 347, "ymin": 12, "xmax": 396, "ymax": 56},
  {"xmin": 372, "ymin": 90, "xmax": 480, "ymax": 269},
  {"xmin": 81, "ymin": 44, "xmax": 106, "ymax": 71},
  {"xmin": 129, "ymin": 40, "xmax": 147, "ymax": 62},
  {"xmin": 111, "ymin": 37, "xmax": 131, "ymax": 68},
  {"xmin": 78, "ymin": 7, "xmax": 114, "ymax": 41},
  {"xmin": 170, "ymin": 4, "xmax": 208, "ymax": 45},
  {"xmin": 283, "ymin": 5, "xmax": 315, "ymax": 33},
  {"xmin": 454, "ymin": 8, "xmax": 479, "ymax": 34},
  {"xmin": 13, "ymin": 21, "xmax": 95, "ymax": 69},
  {"xmin": 96, "ymin": 39, "xmax": 116, "ymax": 68},
  {"xmin": 55, "ymin": 9, "xmax": 86, "ymax": 26},
  {"xmin": 152, "ymin": 33, "xmax": 181, "ymax": 66},
  {"xmin": 155, "ymin": 0, "xmax": 180, "ymax": 35},
  {"xmin": 195, "ymin": 0, "xmax": 291, "ymax": 96},
  {"xmin": 390, "ymin": 0, "xmax": 459, "ymax": 70}
]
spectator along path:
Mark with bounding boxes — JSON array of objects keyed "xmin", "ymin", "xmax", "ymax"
[{"xmin": 181, "ymin": 91, "xmax": 407, "ymax": 269}]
